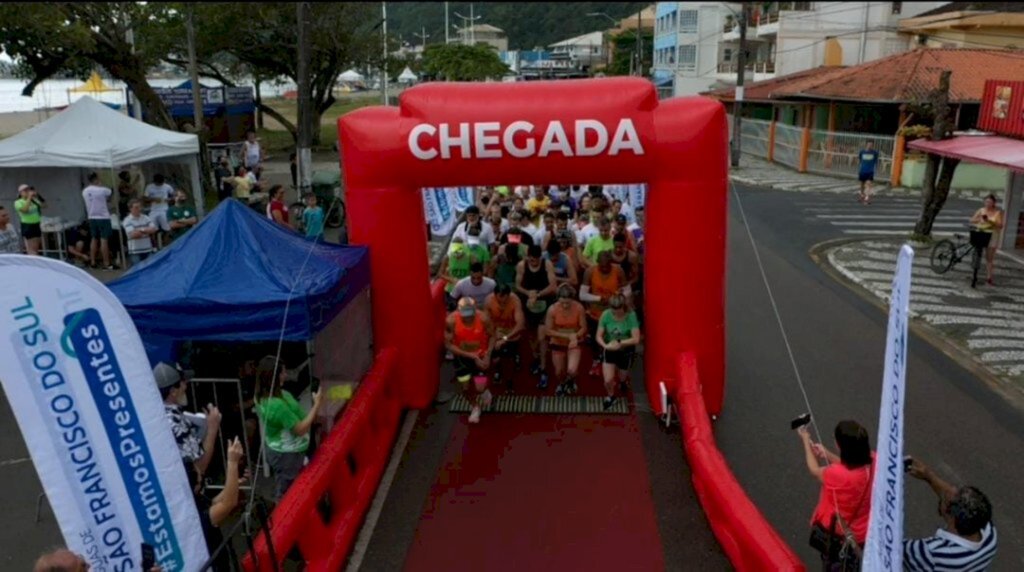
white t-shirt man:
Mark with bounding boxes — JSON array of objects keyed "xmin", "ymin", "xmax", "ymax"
[
  {"xmin": 144, "ymin": 182, "xmax": 175, "ymax": 231},
  {"xmin": 82, "ymin": 185, "xmax": 113, "ymax": 220},
  {"xmin": 122, "ymin": 213, "xmax": 156, "ymax": 254},
  {"xmin": 453, "ymin": 221, "xmax": 496, "ymax": 246}
]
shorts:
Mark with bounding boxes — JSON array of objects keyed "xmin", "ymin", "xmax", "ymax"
[
  {"xmin": 20, "ymin": 222, "xmax": 41, "ymax": 240},
  {"xmin": 523, "ymin": 296, "xmax": 554, "ymax": 328},
  {"xmin": 454, "ymin": 355, "xmax": 485, "ymax": 381},
  {"xmin": 149, "ymin": 210, "xmax": 171, "ymax": 232},
  {"xmin": 88, "ymin": 219, "xmax": 112, "ymax": 240},
  {"xmin": 858, "ymin": 172, "xmax": 874, "ymax": 182},
  {"xmin": 602, "ymin": 347, "xmax": 635, "ymax": 370}
]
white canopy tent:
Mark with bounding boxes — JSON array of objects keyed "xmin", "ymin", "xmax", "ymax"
[
  {"xmin": 338, "ymin": 69, "xmax": 364, "ymax": 83},
  {"xmin": 398, "ymin": 67, "xmax": 418, "ymax": 84},
  {"xmin": 0, "ymin": 96, "xmax": 204, "ymax": 228}
]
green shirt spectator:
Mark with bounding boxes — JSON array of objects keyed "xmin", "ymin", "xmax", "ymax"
[
  {"xmin": 255, "ymin": 390, "xmax": 310, "ymax": 453},
  {"xmin": 14, "ymin": 197, "xmax": 41, "ymax": 224},
  {"xmin": 168, "ymin": 204, "xmax": 197, "ymax": 239}
]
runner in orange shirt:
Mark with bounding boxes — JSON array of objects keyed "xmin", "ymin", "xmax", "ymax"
[
  {"xmin": 445, "ymin": 297, "xmax": 496, "ymax": 424},
  {"xmin": 484, "ymin": 284, "xmax": 525, "ymax": 391},
  {"xmin": 545, "ymin": 284, "xmax": 588, "ymax": 396}
]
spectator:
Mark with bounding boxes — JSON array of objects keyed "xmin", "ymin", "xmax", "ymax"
[
  {"xmin": 452, "ymin": 262, "xmax": 496, "ymax": 307},
  {"xmin": 184, "ymin": 437, "xmax": 247, "ymax": 571},
  {"xmin": 143, "ymin": 174, "xmax": 175, "ymax": 244},
  {"xmin": 484, "ymin": 283, "xmax": 525, "ymax": 387},
  {"xmin": 116, "ymin": 170, "xmax": 138, "ymax": 219},
  {"xmin": 289, "ymin": 152, "xmax": 298, "ymax": 188},
  {"xmin": 123, "ymin": 199, "xmax": 158, "ymax": 266},
  {"xmin": 266, "ymin": 185, "xmax": 290, "ymax": 227},
  {"xmin": 595, "ymin": 294, "xmax": 641, "ymax": 409},
  {"xmin": 230, "ymin": 165, "xmax": 253, "ymax": 201},
  {"xmin": 0, "ymin": 205, "xmax": 20, "ymax": 254},
  {"xmin": 154, "ymin": 362, "xmax": 222, "ymax": 476},
  {"xmin": 453, "ymin": 205, "xmax": 495, "ymax": 246},
  {"xmin": 242, "ymin": 129, "xmax": 264, "ymax": 180},
  {"xmin": 798, "ymin": 420, "xmax": 874, "ymax": 569},
  {"xmin": 254, "ymin": 356, "xmax": 324, "ymax": 501},
  {"xmin": 444, "ymin": 297, "xmax": 495, "ymax": 424},
  {"xmin": 215, "ymin": 157, "xmax": 234, "ymax": 203},
  {"xmin": 168, "ymin": 190, "xmax": 198, "ymax": 242},
  {"xmin": 63, "ymin": 221, "xmax": 91, "ymax": 266},
  {"xmin": 904, "ymin": 458, "xmax": 998, "ymax": 571},
  {"xmin": 82, "ymin": 173, "xmax": 115, "ymax": 270},
  {"xmin": 302, "ymin": 193, "xmax": 325, "ymax": 240},
  {"xmin": 970, "ymin": 194, "xmax": 1004, "ymax": 286},
  {"xmin": 15, "ymin": 183, "xmax": 44, "ymax": 255}
]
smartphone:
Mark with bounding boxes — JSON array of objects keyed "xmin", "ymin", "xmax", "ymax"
[
  {"xmin": 790, "ymin": 413, "xmax": 812, "ymax": 430},
  {"xmin": 903, "ymin": 456, "xmax": 913, "ymax": 472},
  {"xmin": 141, "ymin": 543, "xmax": 155, "ymax": 570}
]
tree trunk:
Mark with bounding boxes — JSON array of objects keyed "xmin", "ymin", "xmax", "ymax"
[
  {"xmin": 110, "ymin": 62, "xmax": 176, "ymax": 130},
  {"xmin": 257, "ymin": 102, "xmax": 297, "ymax": 140},
  {"xmin": 914, "ymin": 70, "xmax": 954, "ymax": 238},
  {"xmin": 254, "ymin": 73, "xmax": 264, "ymax": 130}
]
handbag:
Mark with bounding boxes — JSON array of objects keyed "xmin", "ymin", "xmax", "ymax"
[{"xmin": 809, "ymin": 463, "xmax": 873, "ymax": 568}]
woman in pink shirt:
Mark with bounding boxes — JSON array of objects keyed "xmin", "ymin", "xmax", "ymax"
[{"xmin": 798, "ymin": 419, "xmax": 874, "ymax": 569}]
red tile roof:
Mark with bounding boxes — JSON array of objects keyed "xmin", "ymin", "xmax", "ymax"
[{"xmin": 703, "ymin": 49, "xmax": 1024, "ymax": 104}]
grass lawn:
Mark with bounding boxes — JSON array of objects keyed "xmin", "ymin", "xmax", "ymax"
[{"xmin": 258, "ymin": 95, "xmax": 378, "ymax": 152}]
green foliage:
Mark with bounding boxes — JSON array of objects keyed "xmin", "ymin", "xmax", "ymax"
[
  {"xmin": 389, "ymin": 2, "xmax": 647, "ymax": 51},
  {"xmin": 606, "ymin": 29, "xmax": 654, "ymax": 77},
  {"xmin": 421, "ymin": 43, "xmax": 509, "ymax": 81}
]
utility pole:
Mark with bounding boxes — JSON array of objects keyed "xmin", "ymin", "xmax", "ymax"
[
  {"xmin": 470, "ymin": 4, "xmax": 476, "ymax": 45},
  {"xmin": 445, "ymin": 2, "xmax": 450, "ymax": 44},
  {"xmin": 382, "ymin": 2, "xmax": 390, "ymax": 105},
  {"xmin": 635, "ymin": 10, "xmax": 642, "ymax": 77},
  {"xmin": 731, "ymin": 2, "xmax": 750, "ymax": 168},
  {"xmin": 296, "ymin": 1, "xmax": 313, "ymax": 195},
  {"xmin": 185, "ymin": 5, "xmax": 203, "ymax": 136},
  {"xmin": 414, "ymin": 27, "xmax": 430, "ymax": 54},
  {"xmin": 858, "ymin": 2, "xmax": 870, "ymax": 64}
]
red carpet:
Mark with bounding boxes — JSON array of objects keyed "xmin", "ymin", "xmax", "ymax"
[{"xmin": 403, "ymin": 413, "xmax": 665, "ymax": 571}]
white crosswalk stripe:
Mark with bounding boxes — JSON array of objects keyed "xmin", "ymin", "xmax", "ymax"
[{"xmin": 793, "ymin": 193, "xmax": 976, "ymax": 238}]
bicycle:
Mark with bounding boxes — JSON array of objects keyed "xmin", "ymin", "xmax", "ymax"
[{"xmin": 929, "ymin": 226, "xmax": 990, "ymax": 288}]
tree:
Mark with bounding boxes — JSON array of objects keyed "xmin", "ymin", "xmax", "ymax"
[
  {"xmin": 606, "ymin": 28, "xmax": 653, "ymax": 77},
  {"xmin": 178, "ymin": 2, "xmax": 382, "ymax": 145},
  {"xmin": 0, "ymin": 2, "xmax": 179, "ymax": 129},
  {"xmin": 914, "ymin": 70, "xmax": 960, "ymax": 239},
  {"xmin": 421, "ymin": 43, "xmax": 509, "ymax": 81}
]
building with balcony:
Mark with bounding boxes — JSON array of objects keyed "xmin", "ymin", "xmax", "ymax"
[
  {"xmin": 549, "ymin": 31, "xmax": 608, "ymax": 72},
  {"xmin": 458, "ymin": 24, "xmax": 509, "ymax": 53},
  {"xmin": 653, "ymin": 3, "xmax": 753, "ymax": 98},
  {"xmin": 898, "ymin": 2, "xmax": 1024, "ymax": 49}
]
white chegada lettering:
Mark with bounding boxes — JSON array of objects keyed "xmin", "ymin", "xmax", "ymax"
[
  {"xmin": 409, "ymin": 124, "xmax": 438, "ymax": 160},
  {"xmin": 575, "ymin": 120, "xmax": 609, "ymax": 157},
  {"xmin": 408, "ymin": 118, "xmax": 645, "ymax": 160}
]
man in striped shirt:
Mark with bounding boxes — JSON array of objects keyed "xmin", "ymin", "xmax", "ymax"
[{"xmin": 904, "ymin": 458, "xmax": 997, "ymax": 571}]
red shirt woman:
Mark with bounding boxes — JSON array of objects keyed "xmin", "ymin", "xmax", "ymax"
[
  {"xmin": 798, "ymin": 420, "xmax": 875, "ymax": 545},
  {"xmin": 266, "ymin": 184, "xmax": 290, "ymax": 227}
]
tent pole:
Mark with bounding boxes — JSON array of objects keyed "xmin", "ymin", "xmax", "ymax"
[{"xmin": 190, "ymin": 155, "xmax": 205, "ymax": 218}]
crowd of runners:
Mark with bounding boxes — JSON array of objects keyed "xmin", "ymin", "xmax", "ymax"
[{"xmin": 442, "ymin": 184, "xmax": 645, "ymax": 423}]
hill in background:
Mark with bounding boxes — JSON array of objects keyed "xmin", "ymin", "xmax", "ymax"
[{"xmin": 389, "ymin": 2, "xmax": 649, "ymax": 51}]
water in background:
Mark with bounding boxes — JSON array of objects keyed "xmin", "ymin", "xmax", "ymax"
[{"xmin": 0, "ymin": 78, "xmax": 296, "ymax": 113}]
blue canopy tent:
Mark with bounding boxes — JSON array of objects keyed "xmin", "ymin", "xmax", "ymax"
[{"xmin": 108, "ymin": 199, "xmax": 370, "ymax": 359}]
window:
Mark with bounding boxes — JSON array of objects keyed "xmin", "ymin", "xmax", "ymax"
[
  {"xmin": 723, "ymin": 48, "xmax": 733, "ymax": 62},
  {"xmin": 891, "ymin": 2, "xmax": 902, "ymax": 14},
  {"xmin": 679, "ymin": 9, "xmax": 699, "ymax": 33},
  {"xmin": 679, "ymin": 44, "xmax": 697, "ymax": 71}
]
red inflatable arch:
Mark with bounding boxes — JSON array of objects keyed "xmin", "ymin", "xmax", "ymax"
[{"xmin": 338, "ymin": 77, "xmax": 728, "ymax": 415}]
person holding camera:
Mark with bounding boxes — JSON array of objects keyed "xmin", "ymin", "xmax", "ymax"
[
  {"xmin": 796, "ymin": 419, "xmax": 874, "ymax": 570},
  {"xmin": 15, "ymin": 184, "xmax": 45, "ymax": 255},
  {"xmin": 970, "ymin": 194, "xmax": 1004, "ymax": 286},
  {"xmin": 903, "ymin": 458, "xmax": 998, "ymax": 571}
]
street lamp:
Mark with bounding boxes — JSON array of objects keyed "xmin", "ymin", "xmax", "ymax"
[{"xmin": 587, "ymin": 12, "xmax": 619, "ymax": 26}]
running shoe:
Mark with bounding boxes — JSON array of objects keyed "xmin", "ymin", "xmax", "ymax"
[
  {"xmin": 530, "ymin": 360, "xmax": 542, "ymax": 376},
  {"xmin": 481, "ymin": 390, "xmax": 493, "ymax": 409},
  {"xmin": 537, "ymin": 373, "xmax": 549, "ymax": 390},
  {"xmin": 555, "ymin": 383, "xmax": 566, "ymax": 396},
  {"xmin": 469, "ymin": 406, "xmax": 482, "ymax": 424},
  {"xmin": 566, "ymin": 378, "xmax": 578, "ymax": 395},
  {"xmin": 602, "ymin": 396, "xmax": 616, "ymax": 411}
]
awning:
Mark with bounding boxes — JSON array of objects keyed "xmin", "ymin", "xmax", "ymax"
[{"xmin": 908, "ymin": 135, "xmax": 1024, "ymax": 172}]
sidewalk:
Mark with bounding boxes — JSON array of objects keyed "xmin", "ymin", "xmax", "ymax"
[
  {"xmin": 731, "ymin": 155, "xmax": 997, "ymax": 200},
  {"xmin": 816, "ymin": 237, "xmax": 1024, "ymax": 405}
]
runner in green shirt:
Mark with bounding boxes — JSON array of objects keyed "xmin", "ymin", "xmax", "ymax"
[
  {"xmin": 596, "ymin": 294, "xmax": 641, "ymax": 410},
  {"xmin": 582, "ymin": 217, "xmax": 615, "ymax": 268},
  {"xmin": 442, "ymin": 238, "xmax": 474, "ymax": 296}
]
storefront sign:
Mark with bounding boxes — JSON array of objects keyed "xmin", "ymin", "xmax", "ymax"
[{"xmin": 978, "ymin": 80, "xmax": 1024, "ymax": 138}]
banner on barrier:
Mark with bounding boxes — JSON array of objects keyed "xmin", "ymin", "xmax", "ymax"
[
  {"xmin": 0, "ymin": 255, "xmax": 208, "ymax": 571},
  {"xmin": 863, "ymin": 244, "xmax": 913, "ymax": 572},
  {"xmin": 422, "ymin": 188, "xmax": 458, "ymax": 238},
  {"xmin": 453, "ymin": 187, "xmax": 475, "ymax": 212}
]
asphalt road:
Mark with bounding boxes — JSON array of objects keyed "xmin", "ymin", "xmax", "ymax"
[
  {"xmin": 719, "ymin": 183, "xmax": 1024, "ymax": 570},
  {"xmin": 2, "ymin": 183, "xmax": 1022, "ymax": 570}
]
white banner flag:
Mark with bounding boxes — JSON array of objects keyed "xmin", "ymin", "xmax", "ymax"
[
  {"xmin": 0, "ymin": 255, "xmax": 208, "ymax": 571},
  {"xmin": 863, "ymin": 244, "xmax": 913, "ymax": 572},
  {"xmin": 423, "ymin": 188, "xmax": 457, "ymax": 237},
  {"xmin": 453, "ymin": 187, "xmax": 475, "ymax": 212}
]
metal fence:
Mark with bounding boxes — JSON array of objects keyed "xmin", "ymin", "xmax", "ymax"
[
  {"xmin": 772, "ymin": 123, "xmax": 803, "ymax": 170},
  {"xmin": 739, "ymin": 118, "xmax": 771, "ymax": 160},
  {"xmin": 806, "ymin": 129, "xmax": 895, "ymax": 181}
]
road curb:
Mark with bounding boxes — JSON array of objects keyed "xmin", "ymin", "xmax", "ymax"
[{"xmin": 809, "ymin": 238, "xmax": 1024, "ymax": 413}]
